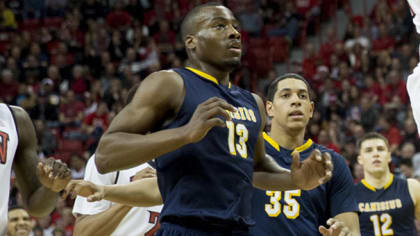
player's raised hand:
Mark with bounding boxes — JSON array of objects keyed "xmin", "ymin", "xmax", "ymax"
[
  {"xmin": 184, "ymin": 97, "xmax": 236, "ymax": 143},
  {"xmin": 37, "ymin": 157, "xmax": 72, "ymax": 192},
  {"xmin": 291, "ymin": 149, "xmax": 333, "ymax": 190},
  {"xmin": 319, "ymin": 218, "xmax": 352, "ymax": 236},
  {"xmin": 132, "ymin": 167, "xmax": 156, "ymax": 181},
  {"xmin": 63, "ymin": 180, "xmax": 105, "ymax": 202}
]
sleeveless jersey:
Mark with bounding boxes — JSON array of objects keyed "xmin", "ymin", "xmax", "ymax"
[
  {"xmin": 250, "ymin": 133, "xmax": 357, "ymax": 236},
  {"xmin": 155, "ymin": 67, "xmax": 262, "ymax": 228},
  {"xmin": 355, "ymin": 175, "xmax": 417, "ymax": 236},
  {"xmin": 0, "ymin": 104, "xmax": 19, "ymax": 235}
]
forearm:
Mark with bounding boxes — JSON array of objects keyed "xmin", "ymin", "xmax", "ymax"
[
  {"xmin": 96, "ymin": 127, "xmax": 189, "ymax": 173},
  {"xmin": 27, "ymin": 186, "xmax": 58, "ymax": 217},
  {"xmin": 73, "ymin": 205, "xmax": 132, "ymax": 236},
  {"xmin": 407, "ymin": 63, "xmax": 420, "ymax": 135},
  {"xmin": 253, "ymin": 154, "xmax": 298, "ymax": 191},
  {"xmin": 103, "ymin": 178, "xmax": 162, "ymax": 207}
]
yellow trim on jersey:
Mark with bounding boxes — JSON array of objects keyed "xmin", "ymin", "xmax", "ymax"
[
  {"xmin": 263, "ymin": 132, "xmax": 313, "ymax": 153},
  {"xmin": 294, "ymin": 139, "xmax": 313, "ymax": 153},
  {"xmin": 361, "ymin": 179, "xmax": 377, "ymax": 192},
  {"xmin": 186, "ymin": 67, "xmax": 231, "ymax": 88},
  {"xmin": 361, "ymin": 174, "xmax": 394, "ymax": 192},
  {"xmin": 263, "ymin": 132, "xmax": 279, "ymax": 151},
  {"xmin": 383, "ymin": 174, "xmax": 394, "ymax": 190}
]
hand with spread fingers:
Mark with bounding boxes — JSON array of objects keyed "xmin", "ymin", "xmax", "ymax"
[
  {"xmin": 319, "ymin": 218, "xmax": 352, "ymax": 236},
  {"xmin": 132, "ymin": 167, "xmax": 156, "ymax": 181},
  {"xmin": 37, "ymin": 157, "xmax": 72, "ymax": 192},
  {"xmin": 291, "ymin": 149, "xmax": 333, "ymax": 190}
]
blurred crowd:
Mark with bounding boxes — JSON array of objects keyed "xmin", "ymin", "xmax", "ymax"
[{"xmin": 2, "ymin": 0, "xmax": 420, "ymax": 235}]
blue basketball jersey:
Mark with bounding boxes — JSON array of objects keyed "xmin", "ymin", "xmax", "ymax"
[
  {"xmin": 355, "ymin": 175, "xmax": 417, "ymax": 236},
  {"xmin": 154, "ymin": 67, "xmax": 262, "ymax": 228},
  {"xmin": 250, "ymin": 133, "xmax": 358, "ymax": 236}
]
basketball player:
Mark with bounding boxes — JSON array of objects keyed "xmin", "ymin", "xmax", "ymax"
[
  {"xmin": 72, "ymin": 84, "xmax": 163, "ymax": 236},
  {"xmin": 354, "ymin": 132, "xmax": 420, "ymax": 235},
  {"xmin": 250, "ymin": 74, "xmax": 360, "ymax": 236},
  {"xmin": 6, "ymin": 206, "xmax": 34, "ymax": 236},
  {"xmin": 0, "ymin": 103, "xmax": 72, "ymax": 235},
  {"xmin": 94, "ymin": 3, "xmax": 333, "ymax": 235},
  {"xmin": 407, "ymin": 0, "xmax": 420, "ymax": 134}
]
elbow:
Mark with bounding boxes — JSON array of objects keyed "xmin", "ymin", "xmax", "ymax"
[{"xmin": 95, "ymin": 152, "xmax": 110, "ymax": 174}]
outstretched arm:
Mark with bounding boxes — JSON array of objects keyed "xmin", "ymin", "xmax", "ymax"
[
  {"xmin": 95, "ymin": 71, "xmax": 235, "ymax": 173},
  {"xmin": 65, "ymin": 177, "xmax": 163, "ymax": 207},
  {"xmin": 251, "ymin": 94, "xmax": 333, "ymax": 191},
  {"xmin": 12, "ymin": 106, "xmax": 70, "ymax": 217}
]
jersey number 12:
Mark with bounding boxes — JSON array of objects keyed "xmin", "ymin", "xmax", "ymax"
[{"xmin": 370, "ymin": 213, "xmax": 394, "ymax": 236}]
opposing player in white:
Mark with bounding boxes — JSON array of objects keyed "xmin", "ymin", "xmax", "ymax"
[
  {"xmin": 72, "ymin": 155, "xmax": 163, "ymax": 236},
  {"xmin": 0, "ymin": 103, "xmax": 71, "ymax": 235},
  {"xmin": 407, "ymin": 0, "xmax": 420, "ymax": 135}
]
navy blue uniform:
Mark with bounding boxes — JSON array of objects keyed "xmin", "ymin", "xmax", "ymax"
[
  {"xmin": 355, "ymin": 175, "xmax": 417, "ymax": 236},
  {"xmin": 155, "ymin": 67, "xmax": 262, "ymax": 235},
  {"xmin": 250, "ymin": 133, "xmax": 357, "ymax": 236}
]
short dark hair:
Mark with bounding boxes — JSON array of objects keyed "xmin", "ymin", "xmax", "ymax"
[
  {"xmin": 266, "ymin": 73, "xmax": 312, "ymax": 101},
  {"xmin": 180, "ymin": 2, "xmax": 224, "ymax": 41},
  {"xmin": 8, "ymin": 205, "xmax": 25, "ymax": 212},
  {"xmin": 357, "ymin": 132, "xmax": 390, "ymax": 152}
]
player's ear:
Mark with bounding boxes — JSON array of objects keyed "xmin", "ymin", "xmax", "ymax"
[
  {"xmin": 309, "ymin": 101, "xmax": 314, "ymax": 118},
  {"xmin": 357, "ymin": 154, "xmax": 362, "ymax": 165},
  {"xmin": 266, "ymin": 101, "xmax": 274, "ymax": 118},
  {"xmin": 185, "ymin": 35, "xmax": 197, "ymax": 50}
]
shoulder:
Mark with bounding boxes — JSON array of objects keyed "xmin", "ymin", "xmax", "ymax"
[
  {"xmin": 9, "ymin": 106, "xmax": 35, "ymax": 142},
  {"xmin": 407, "ymin": 178, "xmax": 420, "ymax": 205}
]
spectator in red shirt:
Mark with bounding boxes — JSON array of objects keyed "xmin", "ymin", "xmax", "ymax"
[
  {"xmin": 106, "ymin": 1, "xmax": 131, "ymax": 30},
  {"xmin": 378, "ymin": 115, "xmax": 402, "ymax": 153},
  {"xmin": 71, "ymin": 65, "xmax": 90, "ymax": 96},
  {"xmin": 372, "ymin": 23, "xmax": 395, "ymax": 53},
  {"xmin": 59, "ymin": 90, "xmax": 85, "ymax": 127},
  {"xmin": 82, "ymin": 102, "xmax": 109, "ymax": 139},
  {"xmin": 384, "ymin": 70, "xmax": 408, "ymax": 104}
]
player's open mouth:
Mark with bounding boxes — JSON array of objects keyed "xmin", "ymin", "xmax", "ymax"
[{"xmin": 16, "ymin": 226, "xmax": 30, "ymax": 234}]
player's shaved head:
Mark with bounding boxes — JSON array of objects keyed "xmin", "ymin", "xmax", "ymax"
[{"xmin": 180, "ymin": 2, "xmax": 224, "ymax": 41}]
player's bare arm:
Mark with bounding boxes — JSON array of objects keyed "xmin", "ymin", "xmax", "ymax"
[
  {"xmin": 12, "ymin": 106, "xmax": 71, "ymax": 217},
  {"xmin": 73, "ymin": 205, "xmax": 132, "ymax": 236},
  {"xmin": 64, "ymin": 177, "xmax": 162, "ymax": 207},
  {"xmin": 95, "ymin": 71, "xmax": 236, "ymax": 173},
  {"xmin": 407, "ymin": 178, "xmax": 420, "ymax": 220},
  {"xmin": 251, "ymin": 94, "xmax": 333, "ymax": 191}
]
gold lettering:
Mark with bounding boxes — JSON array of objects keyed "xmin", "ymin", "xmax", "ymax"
[
  {"xmin": 244, "ymin": 108, "xmax": 251, "ymax": 121},
  {"xmin": 249, "ymin": 109, "xmax": 257, "ymax": 122},
  {"xmin": 396, "ymin": 199, "xmax": 402, "ymax": 208},
  {"xmin": 234, "ymin": 110, "xmax": 241, "ymax": 120},
  {"xmin": 365, "ymin": 203, "xmax": 371, "ymax": 212},
  {"xmin": 238, "ymin": 108, "xmax": 246, "ymax": 120},
  {"xmin": 227, "ymin": 110, "xmax": 235, "ymax": 119},
  {"xmin": 370, "ymin": 202, "xmax": 376, "ymax": 211},
  {"xmin": 359, "ymin": 203, "xmax": 365, "ymax": 212},
  {"xmin": 389, "ymin": 200, "xmax": 396, "ymax": 209}
]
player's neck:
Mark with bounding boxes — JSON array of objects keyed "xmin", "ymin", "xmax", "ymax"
[
  {"xmin": 187, "ymin": 62, "xmax": 230, "ymax": 86},
  {"xmin": 364, "ymin": 170, "xmax": 392, "ymax": 189},
  {"xmin": 270, "ymin": 125, "xmax": 306, "ymax": 150}
]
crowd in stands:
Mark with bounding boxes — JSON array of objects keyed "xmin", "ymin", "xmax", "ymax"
[{"xmin": 2, "ymin": 0, "xmax": 420, "ymax": 235}]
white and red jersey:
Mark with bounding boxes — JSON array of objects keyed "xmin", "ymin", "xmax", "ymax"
[
  {"xmin": 407, "ymin": 0, "xmax": 420, "ymax": 135},
  {"xmin": 0, "ymin": 104, "xmax": 19, "ymax": 235},
  {"xmin": 72, "ymin": 155, "xmax": 163, "ymax": 236}
]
